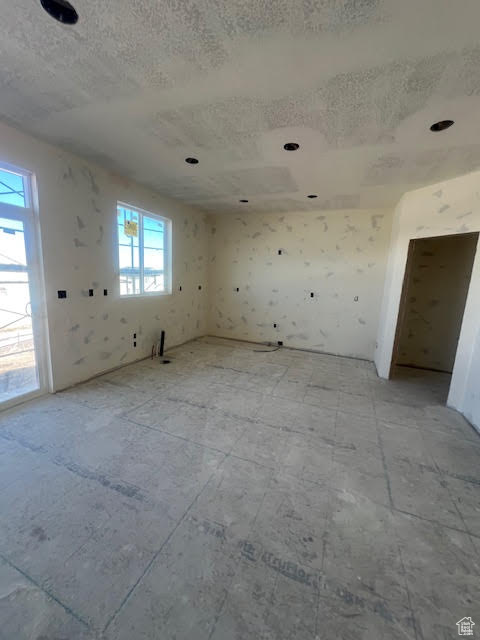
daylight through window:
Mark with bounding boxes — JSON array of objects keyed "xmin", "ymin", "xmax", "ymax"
[{"xmin": 117, "ymin": 204, "xmax": 171, "ymax": 296}]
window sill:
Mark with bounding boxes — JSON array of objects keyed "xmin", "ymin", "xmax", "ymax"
[{"xmin": 120, "ymin": 291, "xmax": 172, "ymax": 299}]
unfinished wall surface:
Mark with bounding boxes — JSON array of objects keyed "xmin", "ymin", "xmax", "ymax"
[
  {"xmin": 0, "ymin": 122, "xmax": 209, "ymax": 391},
  {"xmin": 463, "ymin": 330, "xmax": 480, "ymax": 430},
  {"xmin": 4, "ymin": 1, "xmax": 480, "ymax": 215},
  {"xmin": 208, "ymin": 209, "xmax": 392, "ymax": 360},
  {"xmin": 396, "ymin": 234, "xmax": 478, "ymax": 372},
  {"xmin": 375, "ymin": 170, "xmax": 480, "ymax": 430}
]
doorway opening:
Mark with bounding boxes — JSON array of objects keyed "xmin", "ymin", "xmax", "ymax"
[
  {"xmin": 390, "ymin": 232, "xmax": 478, "ymax": 405},
  {"xmin": 0, "ymin": 162, "xmax": 48, "ymax": 408}
]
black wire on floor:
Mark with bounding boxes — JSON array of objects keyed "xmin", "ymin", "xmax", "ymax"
[{"xmin": 253, "ymin": 342, "xmax": 281, "ymax": 353}]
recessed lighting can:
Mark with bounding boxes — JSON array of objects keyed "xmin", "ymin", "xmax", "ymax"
[
  {"xmin": 307, "ymin": 194, "xmax": 318, "ymax": 199},
  {"xmin": 185, "ymin": 157, "xmax": 199, "ymax": 164},
  {"xmin": 284, "ymin": 142, "xmax": 300, "ymax": 151},
  {"xmin": 430, "ymin": 120, "xmax": 454, "ymax": 132},
  {"xmin": 40, "ymin": 0, "xmax": 78, "ymax": 24}
]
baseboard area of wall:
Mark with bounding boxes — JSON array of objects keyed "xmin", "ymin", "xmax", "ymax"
[
  {"xmin": 205, "ymin": 334, "xmax": 374, "ymax": 363},
  {"xmin": 52, "ymin": 335, "xmax": 205, "ymax": 394},
  {"xmin": 4, "ymin": 332, "xmax": 375, "ymax": 414},
  {"xmin": 395, "ymin": 362, "xmax": 452, "ymax": 375}
]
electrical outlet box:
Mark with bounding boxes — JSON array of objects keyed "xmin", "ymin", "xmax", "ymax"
[
  {"xmin": 58, "ymin": 290, "xmax": 67, "ymax": 299},
  {"xmin": 89, "ymin": 289, "xmax": 94, "ymax": 297}
]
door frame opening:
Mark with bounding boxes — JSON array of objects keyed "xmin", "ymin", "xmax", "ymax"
[
  {"xmin": 389, "ymin": 231, "xmax": 479, "ymax": 404},
  {"xmin": 0, "ymin": 160, "xmax": 51, "ymax": 410}
]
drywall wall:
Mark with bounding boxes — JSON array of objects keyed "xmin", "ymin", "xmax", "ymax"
[
  {"xmin": 463, "ymin": 329, "xmax": 480, "ymax": 429},
  {"xmin": 208, "ymin": 209, "xmax": 392, "ymax": 360},
  {"xmin": 375, "ymin": 170, "xmax": 480, "ymax": 429},
  {"xmin": 0, "ymin": 122, "xmax": 209, "ymax": 392},
  {"xmin": 396, "ymin": 234, "xmax": 478, "ymax": 372}
]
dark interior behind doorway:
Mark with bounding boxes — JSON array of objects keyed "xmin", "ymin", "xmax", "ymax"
[{"xmin": 394, "ymin": 232, "xmax": 478, "ymax": 373}]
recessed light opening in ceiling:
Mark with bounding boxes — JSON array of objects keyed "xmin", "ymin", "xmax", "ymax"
[
  {"xmin": 307, "ymin": 194, "xmax": 318, "ymax": 198},
  {"xmin": 185, "ymin": 157, "xmax": 199, "ymax": 164},
  {"xmin": 430, "ymin": 120, "xmax": 454, "ymax": 132},
  {"xmin": 239, "ymin": 199, "xmax": 249, "ymax": 203},
  {"xmin": 283, "ymin": 143, "xmax": 300, "ymax": 151},
  {"xmin": 40, "ymin": 0, "xmax": 78, "ymax": 24}
]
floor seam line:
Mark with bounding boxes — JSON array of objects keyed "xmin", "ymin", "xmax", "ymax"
[
  {"xmin": 0, "ymin": 429, "xmax": 147, "ymax": 502},
  {"xmin": 391, "ymin": 506, "xmax": 478, "ymax": 537},
  {"xmin": 122, "ymin": 416, "xmax": 229, "ymax": 455},
  {"xmin": 102, "ymin": 462, "xmax": 225, "ymax": 634},
  {"xmin": 0, "ymin": 552, "xmax": 90, "ymax": 629},
  {"xmin": 373, "ymin": 411, "xmax": 395, "ymax": 511},
  {"xmin": 429, "ymin": 454, "xmax": 478, "ymax": 547},
  {"xmin": 206, "ymin": 571, "xmax": 238, "ymax": 640}
]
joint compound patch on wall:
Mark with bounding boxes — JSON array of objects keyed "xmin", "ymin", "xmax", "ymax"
[{"xmin": 207, "ymin": 209, "xmax": 392, "ymax": 360}]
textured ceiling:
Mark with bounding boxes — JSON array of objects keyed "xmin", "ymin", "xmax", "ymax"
[{"xmin": 2, "ymin": 0, "xmax": 480, "ymax": 212}]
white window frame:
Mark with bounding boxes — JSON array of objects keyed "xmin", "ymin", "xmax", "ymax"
[
  {"xmin": 116, "ymin": 201, "xmax": 172, "ymax": 297},
  {"xmin": 0, "ymin": 160, "xmax": 51, "ymax": 409}
]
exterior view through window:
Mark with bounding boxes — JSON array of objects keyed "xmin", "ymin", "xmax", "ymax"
[
  {"xmin": 0, "ymin": 164, "xmax": 44, "ymax": 405},
  {"xmin": 117, "ymin": 203, "xmax": 171, "ymax": 296}
]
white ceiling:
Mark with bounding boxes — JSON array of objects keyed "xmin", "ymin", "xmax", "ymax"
[{"xmin": 2, "ymin": 0, "xmax": 480, "ymax": 213}]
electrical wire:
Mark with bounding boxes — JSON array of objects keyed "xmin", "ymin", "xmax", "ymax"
[{"xmin": 253, "ymin": 342, "xmax": 281, "ymax": 353}]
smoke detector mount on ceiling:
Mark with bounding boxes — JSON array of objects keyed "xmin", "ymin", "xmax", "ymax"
[
  {"xmin": 40, "ymin": 0, "xmax": 78, "ymax": 24},
  {"xmin": 283, "ymin": 143, "xmax": 300, "ymax": 151},
  {"xmin": 430, "ymin": 120, "xmax": 454, "ymax": 132}
]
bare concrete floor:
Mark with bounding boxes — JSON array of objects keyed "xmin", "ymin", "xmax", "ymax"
[{"xmin": 0, "ymin": 337, "xmax": 479, "ymax": 639}]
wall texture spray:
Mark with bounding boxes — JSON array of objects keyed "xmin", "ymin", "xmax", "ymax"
[
  {"xmin": 0, "ymin": 122, "xmax": 209, "ymax": 391},
  {"xmin": 208, "ymin": 209, "xmax": 392, "ymax": 360}
]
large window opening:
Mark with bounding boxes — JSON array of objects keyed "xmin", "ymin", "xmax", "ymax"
[
  {"xmin": 0, "ymin": 163, "xmax": 47, "ymax": 406},
  {"xmin": 117, "ymin": 203, "xmax": 171, "ymax": 296}
]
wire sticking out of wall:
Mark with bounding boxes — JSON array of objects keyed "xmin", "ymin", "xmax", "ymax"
[
  {"xmin": 253, "ymin": 341, "xmax": 281, "ymax": 352},
  {"xmin": 152, "ymin": 330, "xmax": 171, "ymax": 363}
]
